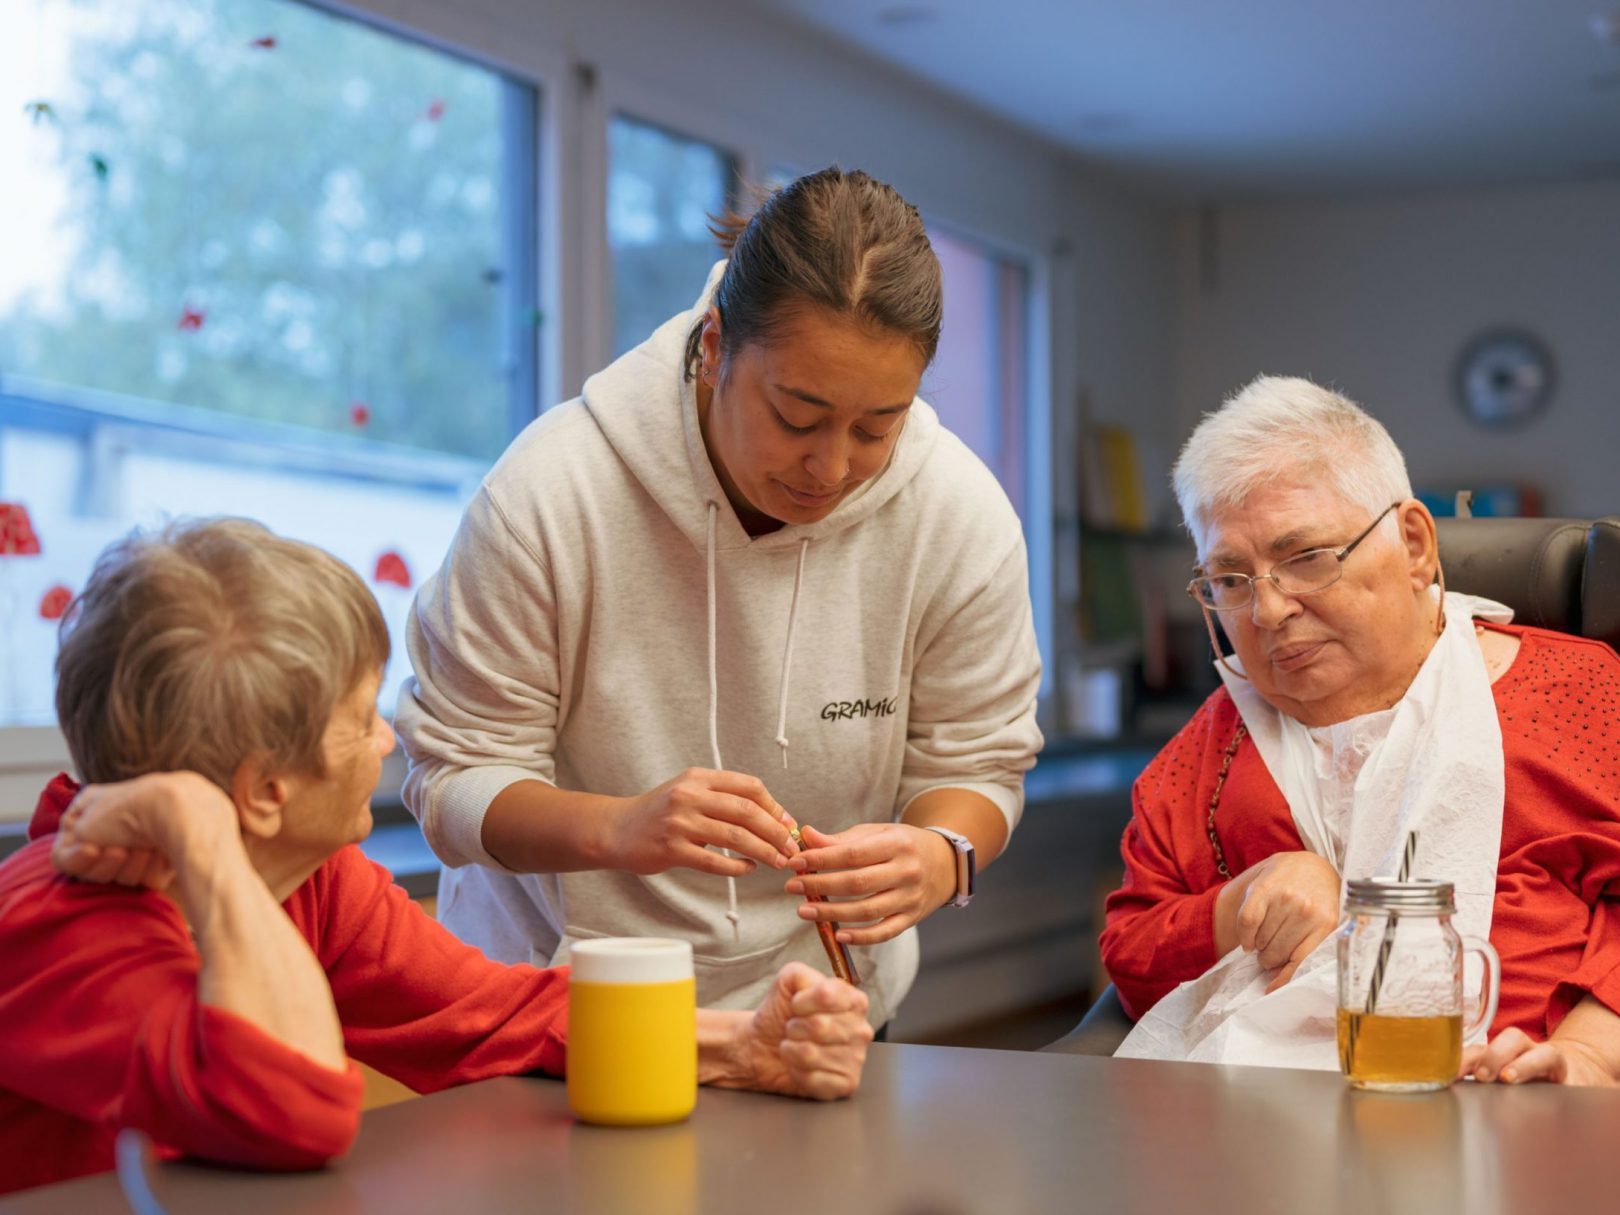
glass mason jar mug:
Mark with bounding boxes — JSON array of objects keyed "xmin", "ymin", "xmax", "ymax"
[{"xmin": 1336, "ymin": 878, "xmax": 1501, "ymax": 1092}]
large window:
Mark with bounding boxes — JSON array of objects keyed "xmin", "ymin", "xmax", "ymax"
[
  {"xmin": 925, "ymin": 229, "xmax": 1032, "ymax": 518},
  {"xmin": 924, "ymin": 227, "xmax": 1046, "ymax": 690},
  {"xmin": 0, "ymin": 0, "xmax": 538, "ymax": 726},
  {"xmin": 607, "ymin": 115, "xmax": 735, "ymax": 357}
]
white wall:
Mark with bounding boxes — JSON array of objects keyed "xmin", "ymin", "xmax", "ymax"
[{"xmin": 1171, "ymin": 179, "xmax": 1620, "ymax": 517}]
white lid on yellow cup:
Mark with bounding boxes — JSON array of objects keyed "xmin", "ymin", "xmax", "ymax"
[{"xmin": 570, "ymin": 938, "xmax": 693, "ymax": 984}]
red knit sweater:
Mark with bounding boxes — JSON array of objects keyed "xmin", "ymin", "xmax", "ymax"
[
  {"xmin": 1102, "ymin": 624, "xmax": 1620, "ymax": 1034},
  {"xmin": 0, "ymin": 775, "xmax": 569, "ymax": 1195}
]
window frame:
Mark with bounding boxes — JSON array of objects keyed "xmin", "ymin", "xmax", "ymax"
[
  {"xmin": 0, "ymin": 0, "xmax": 555, "ymax": 805},
  {"xmin": 915, "ymin": 213, "xmax": 1055, "ymax": 700}
]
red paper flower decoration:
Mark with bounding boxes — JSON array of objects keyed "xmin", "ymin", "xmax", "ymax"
[
  {"xmin": 38, "ymin": 585, "xmax": 73, "ymax": 621},
  {"xmin": 249, "ymin": 35, "xmax": 277, "ymax": 49},
  {"xmin": 425, "ymin": 98, "xmax": 446, "ymax": 122},
  {"xmin": 373, "ymin": 551, "xmax": 411, "ymax": 589},
  {"xmin": 0, "ymin": 503, "xmax": 41, "ymax": 556},
  {"xmin": 178, "ymin": 306, "xmax": 206, "ymax": 332},
  {"xmin": 349, "ymin": 400, "xmax": 371, "ymax": 427}
]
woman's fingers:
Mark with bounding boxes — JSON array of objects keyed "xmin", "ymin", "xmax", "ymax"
[
  {"xmin": 1251, "ymin": 900, "xmax": 1290, "ymax": 965},
  {"xmin": 695, "ymin": 795, "xmax": 794, "ymax": 866},
  {"xmin": 777, "ymin": 995, "xmax": 872, "ymax": 1100},
  {"xmin": 1465, "ymin": 1028, "xmax": 1572, "ymax": 1084},
  {"xmin": 110, "ymin": 848, "xmax": 156, "ymax": 887},
  {"xmin": 788, "ymin": 974, "xmax": 869, "ymax": 1020},
  {"xmin": 81, "ymin": 844, "xmax": 133, "ymax": 885},
  {"xmin": 788, "ymin": 861, "xmax": 894, "ymax": 901},
  {"xmin": 51, "ymin": 836, "xmax": 101, "ymax": 878},
  {"xmin": 1468, "ymin": 1028, "xmax": 1536, "ymax": 1082},
  {"xmin": 776, "ymin": 1040, "xmax": 863, "ymax": 1100},
  {"xmin": 667, "ymin": 842, "xmax": 757, "ymax": 878},
  {"xmin": 823, "ymin": 913, "xmax": 910, "ymax": 946},
  {"xmin": 795, "ymin": 888, "xmax": 902, "ymax": 926},
  {"xmin": 1263, "ymin": 927, "xmax": 1330, "ymax": 992},
  {"xmin": 784, "ymin": 1011, "xmax": 867, "ymax": 1045},
  {"xmin": 1234, "ymin": 885, "xmax": 1269, "ymax": 954},
  {"xmin": 703, "ymin": 769, "xmax": 785, "ymax": 816},
  {"xmin": 786, "ymin": 827, "xmax": 888, "ymax": 874},
  {"xmin": 1497, "ymin": 1042, "xmax": 1567, "ymax": 1084}
]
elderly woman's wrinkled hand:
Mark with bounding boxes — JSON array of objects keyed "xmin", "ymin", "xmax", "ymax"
[
  {"xmin": 1459, "ymin": 1028, "xmax": 1616, "ymax": 1087},
  {"xmin": 51, "ymin": 772, "xmax": 235, "ymax": 889},
  {"xmin": 719, "ymin": 962, "xmax": 873, "ymax": 1100},
  {"xmin": 1217, "ymin": 850, "xmax": 1342, "ymax": 992}
]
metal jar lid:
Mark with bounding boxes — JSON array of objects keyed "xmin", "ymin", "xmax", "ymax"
[{"xmin": 1344, "ymin": 877, "xmax": 1455, "ymax": 915}]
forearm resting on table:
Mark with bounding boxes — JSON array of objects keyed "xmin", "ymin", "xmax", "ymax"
[
  {"xmin": 179, "ymin": 827, "xmax": 347, "ymax": 1073},
  {"xmin": 481, "ymin": 779, "xmax": 623, "ymax": 872},
  {"xmin": 899, "ymin": 787, "xmax": 1009, "ymax": 865}
]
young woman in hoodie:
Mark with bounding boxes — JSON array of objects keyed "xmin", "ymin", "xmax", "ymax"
[{"xmin": 395, "ymin": 167, "xmax": 1043, "ymax": 1028}]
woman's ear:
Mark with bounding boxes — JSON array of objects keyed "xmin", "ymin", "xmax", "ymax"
[
  {"xmin": 1398, "ymin": 499, "xmax": 1440, "ymax": 592},
  {"xmin": 230, "ymin": 754, "xmax": 291, "ymax": 841},
  {"xmin": 699, "ymin": 307, "xmax": 722, "ymax": 385}
]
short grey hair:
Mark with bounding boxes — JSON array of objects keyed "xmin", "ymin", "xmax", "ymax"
[
  {"xmin": 55, "ymin": 518, "xmax": 390, "ymax": 789},
  {"xmin": 1172, "ymin": 375, "xmax": 1412, "ymax": 555}
]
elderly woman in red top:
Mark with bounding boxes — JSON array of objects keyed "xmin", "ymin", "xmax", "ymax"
[
  {"xmin": 1101, "ymin": 375, "xmax": 1620, "ymax": 1085},
  {"xmin": 0, "ymin": 520, "xmax": 871, "ymax": 1196}
]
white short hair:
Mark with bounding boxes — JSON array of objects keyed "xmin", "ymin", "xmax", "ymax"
[{"xmin": 1172, "ymin": 375, "xmax": 1412, "ymax": 554}]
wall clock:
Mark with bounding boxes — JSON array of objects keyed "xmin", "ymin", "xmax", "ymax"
[{"xmin": 1454, "ymin": 328, "xmax": 1555, "ymax": 429}]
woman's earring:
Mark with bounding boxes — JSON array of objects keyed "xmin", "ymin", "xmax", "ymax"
[{"xmin": 1433, "ymin": 563, "xmax": 1447, "ymax": 636}]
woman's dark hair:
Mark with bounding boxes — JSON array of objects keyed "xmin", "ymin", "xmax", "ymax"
[{"xmin": 682, "ymin": 166, "xmax": 943, "ymax": 381}]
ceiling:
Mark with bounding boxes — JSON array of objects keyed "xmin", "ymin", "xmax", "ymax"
[{"xmin": 746, "ymin": 0, "xmax": 1620, "ymax": 200}]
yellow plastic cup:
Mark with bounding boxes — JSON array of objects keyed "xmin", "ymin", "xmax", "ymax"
[{"xmin": 567, "ymin": 938, "xmax": 697, "ymax": 1126}]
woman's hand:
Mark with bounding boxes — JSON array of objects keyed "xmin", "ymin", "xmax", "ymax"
[
  {"xmin": 701, "ymin": 962, "xmax": 872, "ymax": 1099},
  {"xmin": 52, "ymin": 772, "xmax": 235, "ymax": 889},
  {"xmin": 1462, "ymin": 997, "xmax": 1620, "ymax": 1086},
  {"xmin": 1215, "ymin": 850, "xmax": 1341, "ymax": 992},
  {"xmin": 1460, "ymin": 1029, "xmax": 1615, "ymax": 1086},
  {"xmin": 608, "ymin": 768, "xmax": 796, "ymax": 877},
  {"xmin": 784, "ymin": 822, "xmax": 956, "ymax": 946}
]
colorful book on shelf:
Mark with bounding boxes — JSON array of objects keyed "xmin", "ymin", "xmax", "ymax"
[{"xmin": 1081, "ymin": 425, "xmax": 1148, "ymax": 531}]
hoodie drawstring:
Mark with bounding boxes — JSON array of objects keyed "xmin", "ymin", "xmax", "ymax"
[
  {"xmin": 704, "ymin": 504, "xmax": 813, "ymax": 940},
  {"xmin": 775, "ymin": 538, "xmax": 810, "ymax": 768},
  {"xmin": 705, "ymin": 502, "xmax": 741, "ymax": 933}
]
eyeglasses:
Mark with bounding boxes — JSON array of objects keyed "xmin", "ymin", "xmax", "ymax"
[{"xmin": 1187, "ymin": 502, "xmax": 1400, "ymax": 611}]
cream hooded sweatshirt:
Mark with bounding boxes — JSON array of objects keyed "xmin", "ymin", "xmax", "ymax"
[{"xmin": 395, "ymin": 265, "xmax": 1042, "ymax": 1025}]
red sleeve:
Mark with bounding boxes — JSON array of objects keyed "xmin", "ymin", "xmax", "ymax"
[
  {"xmin": 1099, "ymin": 696, "xmax": 1233, "ymax": 1020},
  {"xmin": 1547, "ymin": 897, "xmax": 1620, "ymax": 1034},
  {"xmin": 297, "ymin": 847, "xmax": 569, "ymax": 1093},
  {"xmin": 0, "ymin": 845, "xmax": 362, "ymax": 1172}
]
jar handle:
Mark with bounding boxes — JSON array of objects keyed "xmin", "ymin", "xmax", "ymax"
[{"xmin": 1461, "ymin": 935, "xmax": 1501, "ymax": 1042}]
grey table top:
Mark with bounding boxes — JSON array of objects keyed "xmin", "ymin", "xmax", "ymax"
[{"xmin": 8, "ymin": 1042, "xmax": 1616, "ymax": 1215}]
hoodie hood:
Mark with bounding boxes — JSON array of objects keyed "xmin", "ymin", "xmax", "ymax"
[{"xmin": 581, "ymin": 260, "xmax": 941, "ymax": 555}]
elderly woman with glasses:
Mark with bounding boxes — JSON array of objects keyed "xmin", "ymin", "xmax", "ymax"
[{"xmin": 1100, "ymin": 375, "xmax": 1620, "ymax": 1086}]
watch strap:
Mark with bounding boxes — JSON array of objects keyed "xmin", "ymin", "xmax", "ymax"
[{"xmin": 923, "ymin": 826, "xmax": 976, "ymax": 908}]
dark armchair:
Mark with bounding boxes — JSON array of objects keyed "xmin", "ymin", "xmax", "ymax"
[{"xmin": 1042, "ymin": 514, "xmax": 1620, "ymax": 1057}]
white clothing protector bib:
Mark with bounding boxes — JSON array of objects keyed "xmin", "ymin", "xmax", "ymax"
[{"xmin": 1116, "ymin": 592, "xmax": 1511, "ymax": 1069}]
